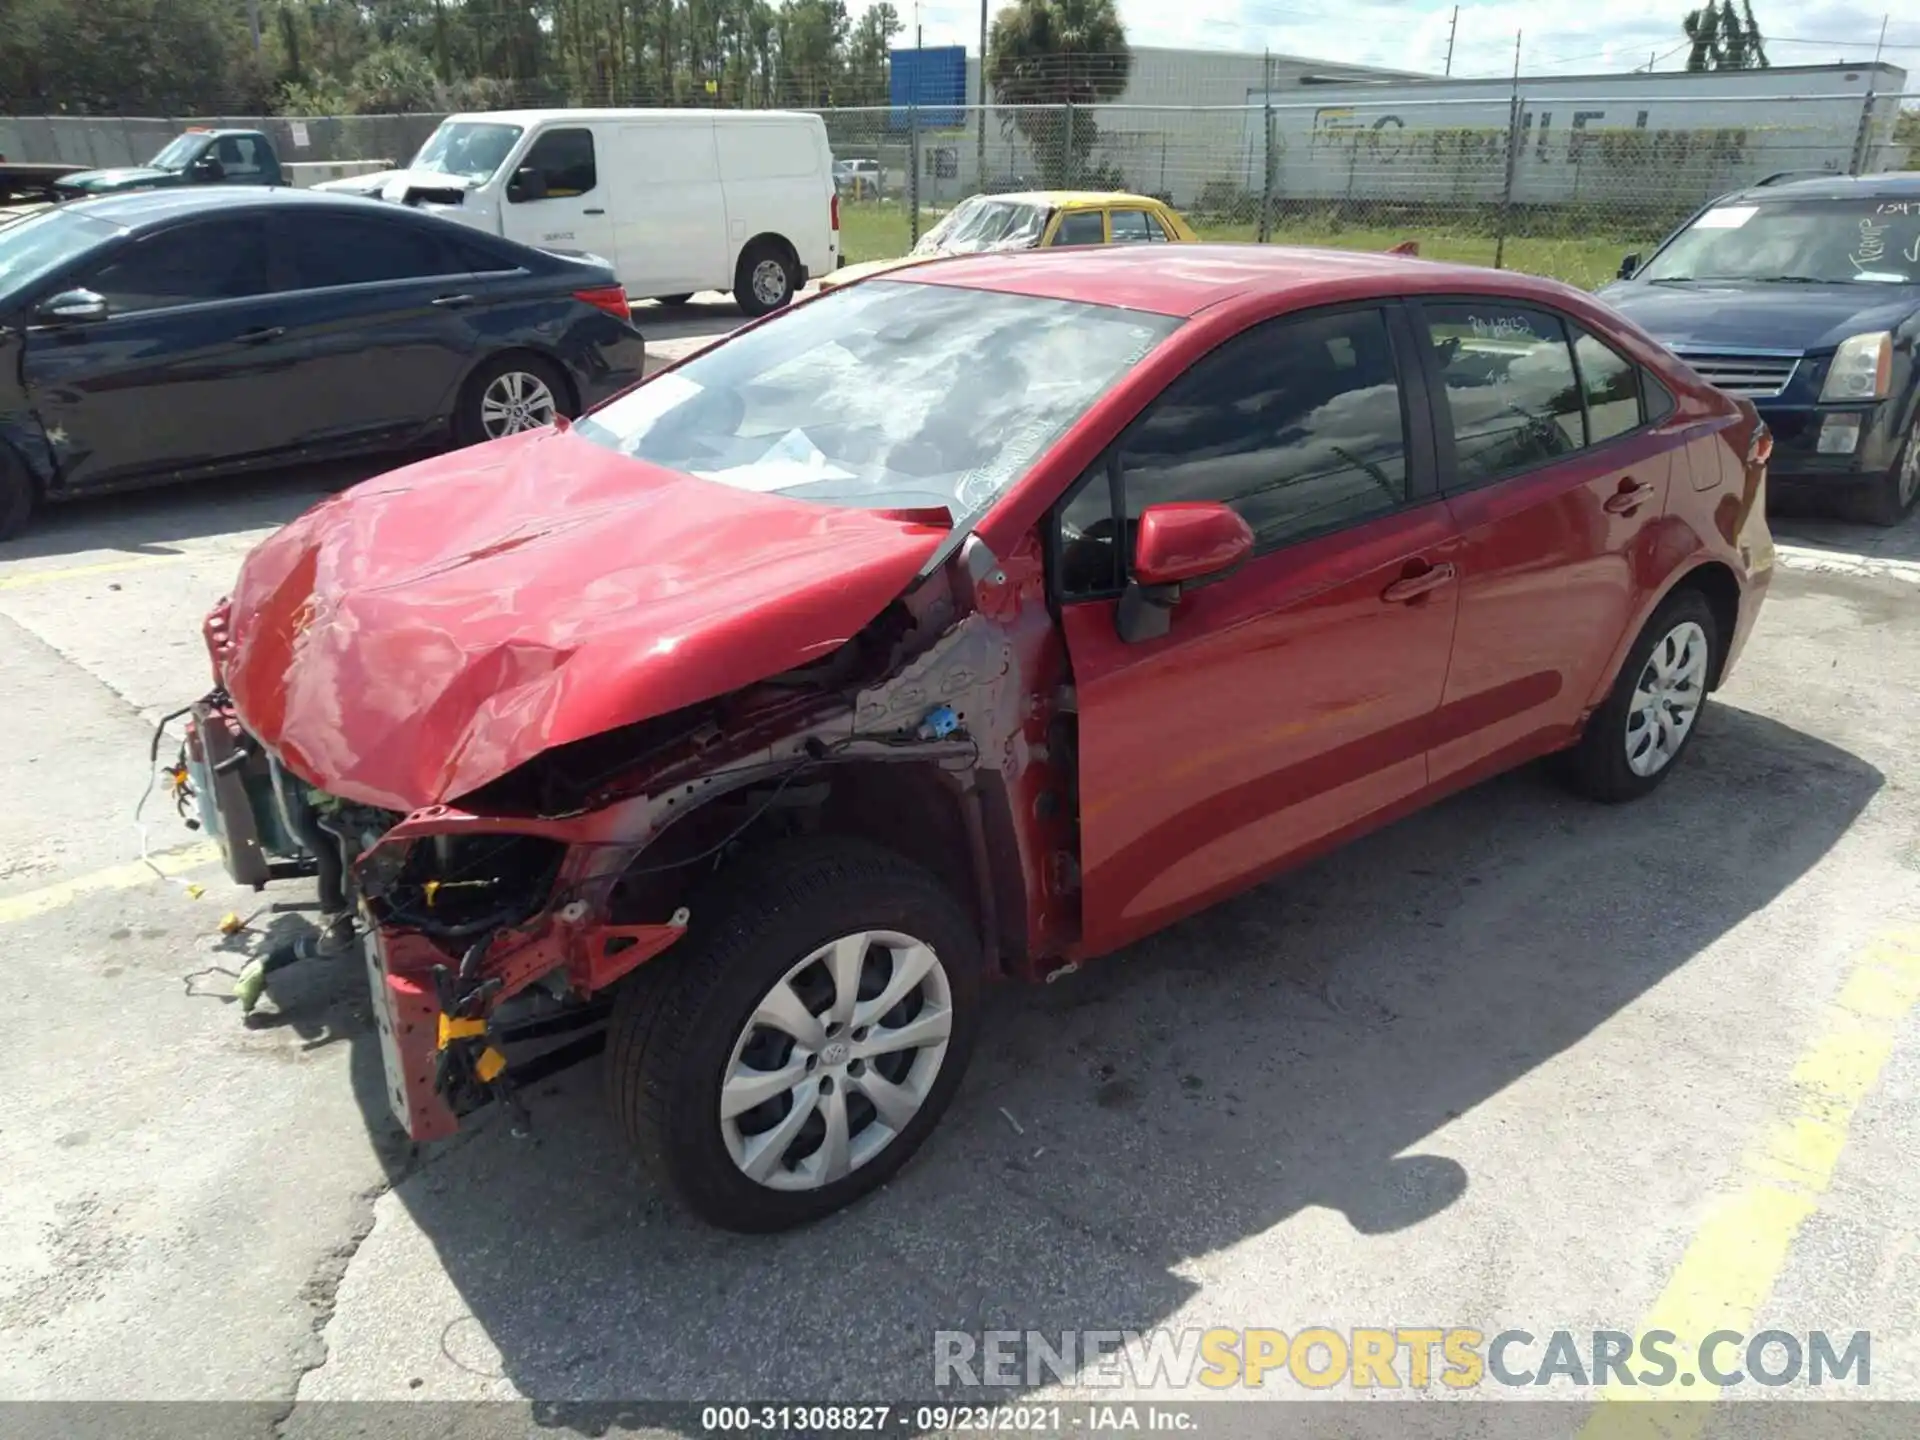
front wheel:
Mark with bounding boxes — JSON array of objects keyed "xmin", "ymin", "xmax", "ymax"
[
  {"xmin": 1560, "ymin": 589, "xmax": 1721, "ymax": 803},
  {"xmin": 1850, "ymin": 418, "xmax": 1920, "ymax": 527},
  {"xmin": 605, "ymin": 838, "xmax": 981, "ymax": 1231}
]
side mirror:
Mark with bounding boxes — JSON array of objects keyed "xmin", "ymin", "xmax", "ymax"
[
  {"xmin": 507, "ymin": 165, "xmax": 546, "ymax": 202},
  {"xmin": 1116, "ymin": 501, "xmax": 1254, "ymax": 644},
  {"xmin": 191, "ymin": 154, "xmax": 225, "ymax": 181},
  {"xmin": 1618, "ymin": 252, "xmax": 1641, "ymax": 280},
  {"xmin": 35, "ymin": 288, "xmax": 109, "ymax": 325}
]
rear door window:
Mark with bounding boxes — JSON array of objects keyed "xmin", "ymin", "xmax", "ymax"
[
  {"xmin": 1109, "ymin": 210, "xmax": 1159, "ymax": 244},
  {"xmin": 1051, "ymin": 211, "xmax": 1106, "ymax": 247},
  {"xmin": 282, "ymin": 214, "xmax": 469, "ymax": 289},
  {"xmin": 1423, "ymin": 303, "xmax": 1585, "ymax": 485}
]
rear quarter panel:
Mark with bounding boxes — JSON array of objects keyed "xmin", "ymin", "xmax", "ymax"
[{"xmin": 1583, "ymin": 359, "xmax": 1771, "ymax": 709}]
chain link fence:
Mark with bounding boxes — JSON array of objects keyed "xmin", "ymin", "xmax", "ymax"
[{"xmin": 6, "ymin": 90, "xmax": 1914, "ymax": 291}]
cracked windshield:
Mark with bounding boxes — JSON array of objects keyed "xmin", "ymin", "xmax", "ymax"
[
  {"xmin": 911, "ymin": 197, "xmax": 1050, "ymax": 255},
  {"xmin": 573, "ymin": 279, "xmax": 1178, "ymax": 520},
  {"xmin": 1638, "ymin": 198, "xmax": 1920, "ymax": 284},
  {"xmin": 406, "ymin": 120, "xmax": 525, "ymax": 181}
]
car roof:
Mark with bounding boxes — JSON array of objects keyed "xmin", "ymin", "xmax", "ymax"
[
  {"xmin": 52, "ymin": 186, "xmax": 438, "ymax": 228},
  {"xmin": 1728, "ymin": 169, "xmax": 1920, "ymax": 202},
  {"xmin": 985, "ymin": 190, "xmax": 1167, "ymax": 209},
  {"xmin": 895, "ymin": 243, "xmax": 1562, "ymax": 318},
  {"xmin": 443, "ymin": 108, "xmax": 821, "ymax": 127}
]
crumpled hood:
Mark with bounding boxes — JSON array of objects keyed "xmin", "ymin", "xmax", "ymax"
[
  {"xmin": 1600, "ymin": 280, "xmax": 1920, "ymax": 353},
  {"xmin": 219, "ymin": 427, "xmax": 947, "ymax": 813},
  {"xmin": 378, "ymin": 169, "xmax": 481, "ymax": 201},
  {"xmin": 58, "ymin": 166, "xmax": 175, "ymax": 193}
]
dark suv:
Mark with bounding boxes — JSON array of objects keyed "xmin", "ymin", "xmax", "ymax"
[{"xmin": 1600, "ymin": 171, "xmax": 1920, "ymax": 525}]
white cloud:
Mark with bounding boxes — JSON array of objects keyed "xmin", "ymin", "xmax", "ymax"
[{"xmin": 880, "ymin": 0, "xmax": 1916, "ymax": 84}]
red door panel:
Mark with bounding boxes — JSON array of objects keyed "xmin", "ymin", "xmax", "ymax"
[
  {"xmin": 1429, "ymin": 436, "xmax": 1675, "ymax": 789},
  {"xmin": 1064, "ymin": 500, "xmax": 1461, "ymax": 957}
]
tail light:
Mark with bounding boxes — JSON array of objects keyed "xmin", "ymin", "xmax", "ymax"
[
  {"xmin": 573, "ymin": 285, "xmax": 631, "ymax": 322},
  {"xmin": 830, "ymin": 191, "xmax": 841, "ymax": 233},
  {"xmin": 1748, "ymin": 422, "xmax": 1773, "ymax": 467}
]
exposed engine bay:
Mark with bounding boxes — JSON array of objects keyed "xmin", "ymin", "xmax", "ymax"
[{"xmin": 171, "ymin": 528, "xmax": 1077, "ymax": 1144}]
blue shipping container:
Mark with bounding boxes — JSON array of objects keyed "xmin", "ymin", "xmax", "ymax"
[{"xmin": 889, "ymin": 46, "xmax": 967, "ymax": 132}]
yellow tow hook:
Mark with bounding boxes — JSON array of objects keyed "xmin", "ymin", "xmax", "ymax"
[{"xmin": 436, "ymin": 1012, "xmax": 507, "ymax": 1085}]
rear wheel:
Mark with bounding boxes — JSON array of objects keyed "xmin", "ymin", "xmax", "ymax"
[
  {"xmin": 0, "ymin": 448, "xmax": 36, "ymax": 543},
  {"xmin": 605, "ymin": 837, "xmax": 981, "ymax": 1232},
  {"xmin": 733, "ymin": 240, "xmax": 797, "ymax": 318},
  {"xmin": 1850, "ymin": 418, "xmax": 1920, "ymax": 527},
  {"xmin": 1561, "ymin": 589, "xmax": 1721, "ymax": 804},
  {"xmin": 454, "ymin": 353, "xmax": 570, "ymax": 448}
]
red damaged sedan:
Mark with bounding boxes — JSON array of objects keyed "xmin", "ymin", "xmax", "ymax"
[{"xmin": 180, "ymin": 245, "xmax": 1773, "ymax": 1231}]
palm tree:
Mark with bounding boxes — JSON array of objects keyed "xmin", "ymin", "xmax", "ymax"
[{"xmin": 986, "ymin": 0, "xmax": 1130, "ymax": 187}]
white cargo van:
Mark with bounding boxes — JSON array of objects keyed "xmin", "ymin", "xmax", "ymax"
[{"xmin": 374, "ymin": 109, "xmax": 840, "ymax": 316}]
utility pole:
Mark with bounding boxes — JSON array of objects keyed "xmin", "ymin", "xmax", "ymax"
[
  {"xmin": 978, "ymin": 0, "xmax": 989, "ymax": 189},
  {"xmin": 247, "ymin": 0, "xmax": 261, "ymax": 56},
  {"xmin": 1495, "ymin": 29, "xmax": 1521, "ymax": 271},
  {"xmin": 1443, "ymin": 6, "xmax": 1458, "ymax": 77},
  {"xmin": 1871, "ymin": 14, "xmax": 1888, "ymax": 65}
]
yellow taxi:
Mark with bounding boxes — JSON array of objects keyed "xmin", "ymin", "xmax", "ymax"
[{"xmin": 820, "ymin": 190, "xmax": 1200, "ymax": 291}]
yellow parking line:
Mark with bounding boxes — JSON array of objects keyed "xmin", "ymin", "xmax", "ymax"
[
  {"xmin": 0, "ymin": 842, "xmax": 222, "ymax": 926},
  {"xmin": 0, "ymin": 553, "xmax": 194, "ymax": 592},
  {"xmin": 1577, "ymin": 927, "xmax": 1920, "ymax": 1436}
]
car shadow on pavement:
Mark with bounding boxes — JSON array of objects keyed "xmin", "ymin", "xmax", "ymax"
[
  {"xmin": 314, "ymin": 700, "xmax": 1879, "ymax": 1409},
  {"xmin": 1771, "ymin": 502, "xmax": 1920, "ymax": 566},
  {"xmin": 3, "ymin": 458, "xmax": 414, "ymax": 562}
]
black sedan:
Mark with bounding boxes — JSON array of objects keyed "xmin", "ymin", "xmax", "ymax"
[{"xmin": 0, "ymin": 187, "xmax": 646, "ymax": 538}]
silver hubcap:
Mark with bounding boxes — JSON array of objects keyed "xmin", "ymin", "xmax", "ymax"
[
  {"xmin": 1626, "ymin": 620, "xmax": 1709, "ymax": 777},
  {"xmin": 479, "ymin": 371, "xmax": 557, "ymax": 438},
  {"xmin": 751, "ymin": 257, "xmax": 789, "ymax": 307},
  {"xmin": 720, "ymin": 930, "xmax": 952, "ymax": 1192},
  {"xmin": 1899, "ymin": 424, "xmax": 1920, "ymax": 506}
]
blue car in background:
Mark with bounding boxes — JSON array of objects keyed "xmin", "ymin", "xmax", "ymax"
[{"xmin": 1600, "ymin": 171, "xmax": 1920, "ymax": 526}]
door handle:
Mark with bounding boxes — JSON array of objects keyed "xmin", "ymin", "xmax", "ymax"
[
  {"xmin": 582, "ymin": 207, "xmax": 606, "ymax": 215},
  {"xmin": 234, "ymin": 326, "xmax": 284, "ymax": 345},
  {"xmin": 1603, "ymin": 478, "xmax": 1656, "ymax": 515},
  {"xmin": 431, "ymin": 294, "xmax": 476, "ymax": 308},
  {"xmin": 1382, "ymin": 561, "xmax": 1457, "ymax": 604}
]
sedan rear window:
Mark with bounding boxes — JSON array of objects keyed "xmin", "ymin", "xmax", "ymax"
[{"xmin": 574, "ymin": 279, "xmax": 1178, "ymax": 521}]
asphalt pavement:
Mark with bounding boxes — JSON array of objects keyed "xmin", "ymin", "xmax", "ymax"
[{"xmin": 2, "ymin": 306, "xmax": 1919, "ymax": 1429}]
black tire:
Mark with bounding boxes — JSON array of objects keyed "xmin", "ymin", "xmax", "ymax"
[
  {"xmin": 453, "ymin": 352, "xmax": 573, "ymax": 449},
  {"xmin": 1561, "ymin": 588, "xmax": 1721, "ymax": 804},
  {"xmin": 1848, "ymin": 420, "xmax": 1920, "ymax": 527},
  {"xmin": 655, "ymin": 292, "xmax": 695, "ymax": 307},
  {"xmin": 0, "ymin": 448, "xmax": 34, "ymax": 542},
  {"xmin": 733, "ymin": 239, "xmax": 797, "ymax": 318},
  {"xmin": 605, "ymin": 837, "xmax": 982, "ymax": 1232}
]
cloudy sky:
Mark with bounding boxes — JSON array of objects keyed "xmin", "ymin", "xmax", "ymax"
[{"xmin": 872, "ymin": 0, "xmax": 1918, "ymax": 83}]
